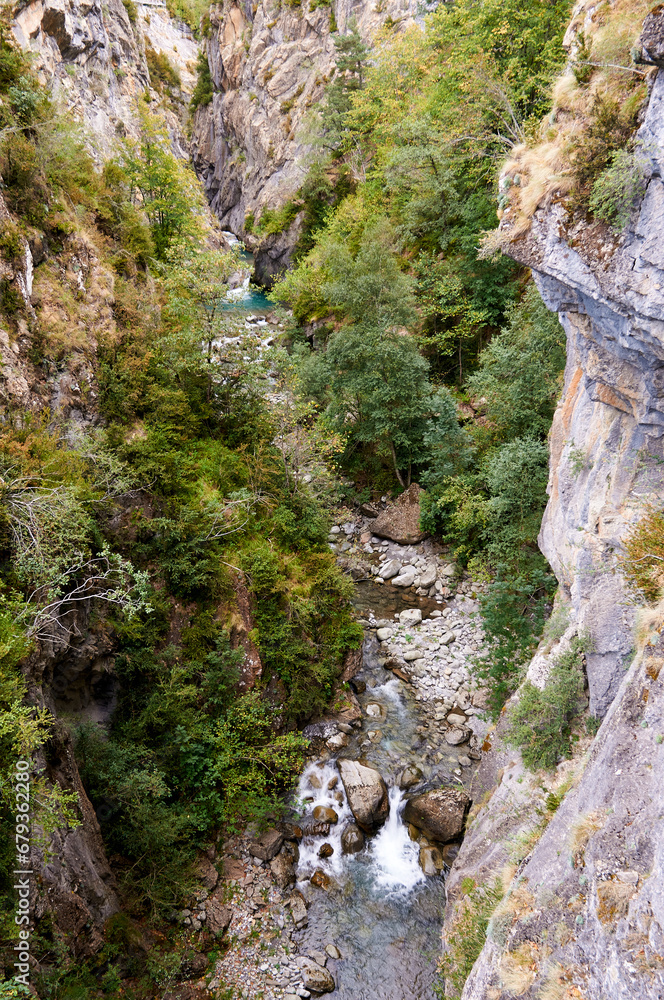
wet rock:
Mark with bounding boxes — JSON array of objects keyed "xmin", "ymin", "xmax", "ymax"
[
  {"xmin": 296, "ymin": 956, "xmax": 335, "ymax": 994},
  {"xmin": 310, "ymin": 869, "xmax": 332, "ymax": 890},
  {"xmin": 325, "ymin": 943, "xmax": 342, "ymax": 959},
  {"xmin": 445, "ymin": 728, "xmax": 468, "ymax": 746},
  {"xmin": 313, "ymin": 806, "xmax": 339, "ymax": 824},
  {"xmin": 397, "ymin": 765, "xmax": 423, "ymax": 790},
  {"xmin": 341, "ymin": 823, "xmax": 365, "ymax": 854},
  {"xmin": 328, "ymin": 775, "xmax": 339, "ymax": 789},
  {"xmin": 278, "ymin": 822, "xmax": 304, "ymax": 841},
  {"xmin": 310, "ymin": 950, "xmax": 328, "ymax": 967},
  {"xmin": 327, "ymin": 732, "xmax": 349, "ymax": 750},
  {"xmin": 399, "ymin": 608, "xmax": 422, "ymax": 625},
  {"xmin": 419, "ymin": 845, "xmax": 444, "ymax": 875},
  {"xmin": 377, "ymin": 626, "xmax": 394, "ymax": 641},
  {"xmin": 338, "ymin": 760, "xmax": 389, "ymax": 833},
  {"xmin": 270, "ymin": 848, "xmax": 296, "ymax": 889},
  {"xmin": 337, "ymin": 724, "xmax": 353, "ymax": 736},
  {"xmin": 249, "ymin": 829, "xmax": 284, "ymax": 861},
  {"xmin": 365, "ymin": 702, "xmax": 384, "ymax": 718},
  {"xmin": 392, "ymin": 569, "xmax": 417, "ymax": 587},
  {"xmin": 442, "ymin": 842, "xmax": 460, "ymax": 864},
  {"xmin": 403, "ymin": 788, "xmax": 470, "ymax": 843},
  {"xmin": 302, "ymin": 821, "xmax": 330, "ymax": 837},
  {"xmin": 457, "ymin": 755, "xmax": 472, "ymax": 767},
  {"xmin": 350, "ymin": 678, "xmax": 366, "ymax": 694},
  {"xmin": 318, "ymin": 843, "xmax": 334, "ymax": 859},
  {"xmin": 372, "ymin": 483, "xmax": 429, "ymax": 544},
  {"xmin": 309, "ymin": 774, "xmax": 322, "ymax": 789}
]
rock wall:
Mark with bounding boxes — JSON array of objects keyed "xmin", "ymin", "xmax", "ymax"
[
  {"xmin": 191, "ymin": 0, "xmax": 425, "ymax": 246},
  {"xmin": 440, "ymin": 29, "xmax": 664, "ymax": 1000},
  {"xmin": 12, "ymin": 0, "xmax": 198, "ymax": 155}
]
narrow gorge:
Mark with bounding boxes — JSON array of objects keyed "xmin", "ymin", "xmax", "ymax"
[{"xmin": 2, "ymin": 0, "xmax": 664, "ymax": 998}]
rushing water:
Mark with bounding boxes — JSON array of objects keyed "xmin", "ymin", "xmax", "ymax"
[
  {"xmin": 292, "ymin": 628, "xmax": 447, "ymax": 1000},
  {"xmin": 222, "ymin": 231, "xmax": 273, "ymax": 313}
]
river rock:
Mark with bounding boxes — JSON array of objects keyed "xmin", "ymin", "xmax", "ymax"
[
  {"xmin": 338, "ymin": 759, "xmax": 389, "ymax": 833},
  {"xmin": 379, "ymin": 559, "xmax": 402, "ymax": 580},
  {"xmin": 399, "ymin": 608, "xmax": 422, "ymax": 625},
  {"xmin": 270, "ymin": 848, "xmax": 296, "ymax": 889},
  {"xmin": 392, "ymin": 569, "xmax": 417, "ymax": 587},
  {"xmin": 248, "ymin": 828, "xmax": 283, "ymax": 861},
  {"xmin": 419, "ymin": 565, "xmax": 437, "ymax": 588},
  {"xmin": 327, "ymin": 732, "xmax": 349, "ymax": 750},
  {"xmin": 296, "ymin": 957, "xmax": 335, "ymax": 994},
  {"xmin": 397, "ymin": 765, "xmax": 423, "ymax": 790},
  {"xmin": 439, "ymin": 630, "xmax": 457, "ymax": 645},
  {"xmin": 365, "ymin": 702, "xmax": 384, "ymax": 718},
  {"xmin": 419, "ymin": 845, "xmax": 444, "ymax": 875},
  {"xmin": 446, "ymin": 712, "xmax": 467, "ymax": 726},
  {"xmin": 313, "ymin": 806, "xmax": 339, "ymax": 824},
  {"xmin": 318, "ymin": 843, "xmax": 334, "ymax": 858},
  {"xmin": 403, "ymin": 788, "xmax": 470, "ymax": 843},
  {"xmin": 341, "ymin": 823, "xmax": 365, "ymax": 853},
  {"xmin": 325, "ymin": 944, "xmax": 342, "ymax": 959},
  {"xmin": 372, "ymin": 483, "xmax": 429, "ymax": 544},
  {"xmin": 310, "ymin": 869, "xmax": 332, "ymax": 890},
  {"xmin": 445, "ymin": 728, "xmax": 468, "ymax": 746},
  {"xmin": 302, "ymin": 821, "xmax": 331, "ymax": 837},
  {"xmin": 403, "ymin": 650, "xmax": 424, "ymax": 662},
  {"xmin": 290, "ymin": 892, "xmax": 308, "ymax": 928},
  {"xmin": 377, "ymin": 626, "xmax": 394, "ymax": 641},
  {"xmin": 206, "ymin": 898, "xmax": 232, "ymax": 937},
  {"xmin": 278, "ymin": 822, "xmax": 304, "ymax": 840}
]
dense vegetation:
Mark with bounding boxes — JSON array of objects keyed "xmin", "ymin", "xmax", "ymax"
[
  {"xmin": 270, "ymin": 0, "xmax": 572, "ymax": 712},
  {"xmin": 0, "ymin": 24, "xmax": 360, "ymax": 995}
]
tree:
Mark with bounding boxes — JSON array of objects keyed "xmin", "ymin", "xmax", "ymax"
[
  {"xmin": 317, "ymin": 18, "xmax": 370, "ymax": 153},
  {"xmin": 121, "ymin": 109, "xmax": 206, "ymax": 257}
]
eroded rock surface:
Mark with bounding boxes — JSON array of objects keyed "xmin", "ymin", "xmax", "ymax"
[
  {"xmin": 372, "ymin": 483, "xmax": 429, "ymax": 545},
  {"xmin": 403, "ymin": 788, "xmax": 470, "ymax": 844},
  {"xmin": 338, "ymin": 759, "xmax": 389, "ymax": 833}
]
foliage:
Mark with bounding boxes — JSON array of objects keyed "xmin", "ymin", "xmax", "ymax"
[
  {"xmin": 504, "ymin": 638, "xmax": 587, "ymax": 769},
  {"xmin": 317, "ymin": 18, "xmax": 369, "ymax": 152},
  {"xmin": 589, "ymin": 144, "xmax": 650, "ymax": 229},
  {"xmin": 435, "ymin": 877, "xmax": 505, "ymax": 1000},
  {"xmin": 621, "ymin": 504, "xmax": 664, "ymax": 603},
  {"xmin": 466, "ymin": 285, "xmax": 566, "ymax": 440},
  {"xmin": 145, "ymin": 42, "xmax": 181, "ymax": 92},
  {"xmin": 190, "ymin": 49, "xmax": 214, "ymax": 112}
]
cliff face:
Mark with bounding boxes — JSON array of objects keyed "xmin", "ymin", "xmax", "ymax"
[
  {"xmin": 12, "ymin": 0, "xmax": 198, "ymax": 154},
  {"xmin": 440, "ymin": 30, "xmax": 664, "ymax": 1000},
  {"xmin": 191, "ymin": 0, "xmax": 423, "ymax": 241}
]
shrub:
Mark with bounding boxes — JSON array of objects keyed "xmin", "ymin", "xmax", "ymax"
[
  {"xmin": 122, "ymin": 0, "xmax": 138, "ymax": 23},
  {"xmin": 190, "ymin": 50, "xmax": 213, "ymax": 112},
  {"xmin": 435, "ymin": 877, "xmax": 505, "ymax": 1000},
  {"xmin": 0, "ymin": 222, "xmax": 23, "ymax": 262},
  {"xmin": 145, "ymin": 42, "xmax": 181, "ymax": 91},
  {"xmin": 503, "ymin": 638, "xmax": 587, "ymax": 770},
  {"xmin": 589, "ymin": 145, "xmax": 650, "ymax": 229},
  {"xmin": 621, "ymin": 504, "xmax": 664, "ymax": 602}
]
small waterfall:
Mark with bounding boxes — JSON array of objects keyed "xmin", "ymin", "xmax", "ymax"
[
  {"xmin": 370, "ymin": 786, "xmax": 424, "ymax": 891},
  {"xmin": 296, "ymin": 760, "xmax": 354, "ymax": 877}
]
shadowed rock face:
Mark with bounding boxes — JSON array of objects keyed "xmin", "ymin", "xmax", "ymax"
[
  {"xmin": 191, "ymin": 0, "xmax": 427, "ymax": 274},
  {"xmin": 403, "ymin": 788, "xmax": 470, "ymax": 843},
  {"xmin": 506, "ymin": 68, "xmax": 664, "ymax": 717}
]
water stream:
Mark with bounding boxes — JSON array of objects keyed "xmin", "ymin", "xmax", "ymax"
[{"xmin": 291, "ymin": 626, "xmax": 448, "ymax": 999}]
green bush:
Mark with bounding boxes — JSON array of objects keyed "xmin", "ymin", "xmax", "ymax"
[
  {"xmin": 504, "ymin": 638, "xmax": 587, "ymax": 770},
  {"xmin": 589, "ymin": 145, "xmax": 650, "ymax": 229},
  {"xmin": 190, "ymin": 50, "xmax": 213, "ymax": 113},
  {"xmin": 145, "ymin": 43, "xmax": 181, "ymax": 91}
]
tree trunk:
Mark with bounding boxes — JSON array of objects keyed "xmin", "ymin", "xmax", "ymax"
[{"xmin": 390, "ymin": 439, "xmax": 406, "ymax": 488}]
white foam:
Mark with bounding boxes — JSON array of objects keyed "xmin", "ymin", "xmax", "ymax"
[{"xmin": 370, "ymin": 787, "xmax": 425, "ymax": 891}]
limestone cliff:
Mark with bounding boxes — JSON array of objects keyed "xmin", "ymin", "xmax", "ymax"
[
  {"xmin": 440, "ymin": 15, "xmax": 664, "ymax": 1000},
  {"xmin": 191, "ymin": 0, "xmax": 425, "ymax": 264}
]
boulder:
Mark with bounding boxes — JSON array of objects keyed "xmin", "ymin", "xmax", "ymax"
[
  {"xmin": 639, "ymin": 8, "xmax": 664, "ymax": 66},
  {"xmin": 289, "ymin": 891, "xmax": 308, "ymax": 927},
  {"xmin": 419, "ymin": 845, "xmax": 444, "ymax": 875},
  {"xmin": 318, "ymin": 843, "xmax": 334, "ymax": 858},
  {"xmin": 372, "ymin": 483, "xmax": 429, "ymax": 544},
  {"xmin": 310, "ymin": 869, "xmax": 332, "ymax": 890},
  {"xmin": 206, "ymin": 898, "xmax": 232, "ymax": 937},
  {"xmin": 445, "ymin": 728, "xmax": 468, "ymax": 746},
  {"xmin": 341, "ymin": 823, "xmax": 365, "ymax": 854},
  {"xmin": 403, "ymin": 788, "xmax": 470, "ymax": 843},
  {"xmin": 446, "ymin": 712, "xmax": 467, "ymax": 726},
  {"xmin": 365, "ymin": 702, "xmax": 384, "ymax": 718},
  {"xmin": 392, "ymin": 569, "xmax": 417, "ymax": 587},
  {"xmin": 376, "ymin": 627, "xmax": 394, "ymax": 641},
  {"xmin": 338, "ymin": 760, "xmax": 389, "ymax": 833},
  {"xmin": 327, "ymin": 732, "xmax": 349, "ymax": 750},
  {"xmin": 277, "ymin": 821, "xmax": 303, "ymax": 840},
  {"xmin": 399, "ymin": 608, "xmax": 422, "ymax": 625},
  {"xmin": 379, "ymin": 558, "xmax": 402, "ymax": 580},
  {"xmin": 313, "ymin": 806, "xmax": 339, "ymax": 824},
  {"xmin": 270, "ymin": 848, "xmax": 296, "ymax": 889},
  {"xmin": 296, "ymin": 956, "xmax": 335, "ymax": 994},
  {"xmin": 248, "ymin": 829, "xmax": 283, "ymax": 861},
  {"xmin": 397, "ymin": 765, "xmax": 423, "ymax": 790},
  {"xmin": 196, "ymin": 855, "xmax": 219, "ymax": 890},
  {"xmin": 419, "ymin": 565, "xmax": 437, "ymax": 588}
]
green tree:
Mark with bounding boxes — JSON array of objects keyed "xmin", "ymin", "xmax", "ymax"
[{"xmin": 317, "ymin": 18, "xmax": 369, "ymax": 152}]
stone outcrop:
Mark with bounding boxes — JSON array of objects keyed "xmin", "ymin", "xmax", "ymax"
[
  {"xmin": 403, "ymin": 788, "xmax": 470, "ymax": 844},
  {"xmin": 372, "ymin": 483, "xmax": 429, "ymax": 545},
  {"xmin": 191, "ymin": 0, "xmax": 426, "ymax": 275},
  {"xmin": 338, "ymin": 759, "xmax": 389, "ymax": 834},
  {"xmin": 440, "ymin": 22, "xmax": 664, "ymax": 1000}
]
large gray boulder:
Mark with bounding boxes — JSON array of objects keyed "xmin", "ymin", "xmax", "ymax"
[
  {"xmin": 338, "ymin": 760, "xmax": 389, "ymax": 834},
  {"xmin": 296, "ymin": 956, "xmax": 335, "ymax": 994},
  {"xmin": 403, "ymin": 788, "xmax": 470, "ymax": 843}
]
